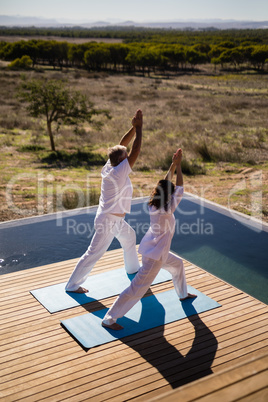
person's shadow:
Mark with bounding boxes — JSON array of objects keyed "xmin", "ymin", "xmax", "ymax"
[
  {"xmin": 66, "ymin": 284, "xmax": 218, "ymax": 389},
  {"xmin": 122, "ymin": 289, "xmax": 218, "ymax": 388}
]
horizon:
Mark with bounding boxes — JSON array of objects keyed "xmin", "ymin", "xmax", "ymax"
[
  {"xmin": 1, "ymin": 15, "xmax": 268, "ymax": 24},
  {"xmin": 1, "ymin": 0, "xmax": 268, "ymax": 23}
]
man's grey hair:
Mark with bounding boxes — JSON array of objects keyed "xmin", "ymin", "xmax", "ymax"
[{"xmin": 108, "ymin": 145, "xmax": 127, "ymax": 166}]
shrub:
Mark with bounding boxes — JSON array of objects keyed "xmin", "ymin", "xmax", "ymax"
[
  {"xmin": 181, "ymin": 159, "xmax": 206, "ymax": 176},
  {"xmin": 8, "ymin": 55, "xmax": 32, "ymax": 70},
  {"xmin": 18, "ymin": 145, "xmax": 46, "ymax": 152},
  {"xmin": 156, "ymin": 154, "xmax": 173, "ymax": 171},
  {"xmin": 56, "ymin": 187, "xmax": 101, "ymax": 210},
  {"xmin": 195, "ymin": 141, "xmax": 242, "ymax": 163},
  {"xmin": 40, "ymin": 150, "xmax": 106, "ymax": 168},
  {"xmin": 194, "ymin": 142, "xmax": 213, "ymax": 162},
  {"xmin": 137, "ymin": 165, "xmax": 151, "ymax": 172},
  {"xmin": 177, "ymin": 84, "xmax": 193, "ymax": 90}
]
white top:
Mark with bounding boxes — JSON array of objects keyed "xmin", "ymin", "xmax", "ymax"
[
  {"xmin": 96, "ymin": 158, "xmax": 133, "ymax": 215},
  {"xmin": 138, "ymin": 186, "xmax": 184, "ymax": 262}
]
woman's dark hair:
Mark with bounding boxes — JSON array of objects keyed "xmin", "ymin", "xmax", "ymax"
[{"xmin": 148, "ymin": 179, "xmax": 175, "ymax": 211}]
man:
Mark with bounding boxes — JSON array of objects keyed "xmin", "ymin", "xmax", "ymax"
[{"xmin": 65, "ymin": 109, "xmax": 143, "ymax": 293}]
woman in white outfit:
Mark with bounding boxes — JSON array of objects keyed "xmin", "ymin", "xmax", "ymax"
[
  {"xmin": 102, "ymin": 148, "xmax": 196, "ymax": 330},
  {"xmin": 65, "ymin": 110, "xmax": 143, "ymax": 293}
]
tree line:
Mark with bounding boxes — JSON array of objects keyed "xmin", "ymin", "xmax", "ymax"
[
  {"xmin": 1, "ymin": 39, "xmax": 268, "ymax": 74},
  {"xmin": 1, "ymin": 26, "xmax": 268, "ymax": 45}
]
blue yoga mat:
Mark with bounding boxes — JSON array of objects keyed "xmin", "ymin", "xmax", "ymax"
[
  {"xmin": 61, "ymin": 286, "xmax": 221, "ymax": 349},
  {"xmin": 30, "ymin": 267, "xmax": 172, "ymax": 313}
]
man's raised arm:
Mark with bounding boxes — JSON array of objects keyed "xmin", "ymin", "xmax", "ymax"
[
  {"xmin": 119, "ymin": 109, "xmax": 142, "ymax": 147},
  {"xmin": 127, "ymin": 110, "xmax": 143, "ymax": 168},
  {"xmin": 119, "ymin": 126, "xmax": 136, "ymax": 147}
]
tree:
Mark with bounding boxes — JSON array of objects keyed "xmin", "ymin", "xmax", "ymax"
[
  {"xmin": 107, "ymin": 44, "xmax": 129, "ymax": 72},
  {"xmin": 192, "ymin": 43, "xmax": 211, "ymax": 55},
  {"xmin": 185, "ymin": 48, "xmax": 207, "ymax": 68},
  {"xmin": 18, "ymin": 79, "xmax": 109, "ymax": 151},
  {"xmin": 250, "ymin": 45, "xmax": 268, "ymax": 70},
  {"xmin": 162, "ymin": 45, "xmax": 186, "ymax": 70},
  {"xmin": 84, "ymin": 44, "xmax": 110, "ymax": 71},
  {"xmin": 68, "ymin": 44, "xmax": 86, "ymax": 67}
]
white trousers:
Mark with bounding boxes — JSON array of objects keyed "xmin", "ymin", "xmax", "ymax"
[
  {"xmin": 102, "ymin": 252, "xmax": 188, "ymax": 325},
  {"xmin": 65, "ymin": 213, "xmax": 140, "ymax": 291}
]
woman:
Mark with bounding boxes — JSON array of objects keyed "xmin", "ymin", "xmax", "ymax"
[{"xmin": 102, "ymin": 148, "xmax": 196, "ymax": 330}]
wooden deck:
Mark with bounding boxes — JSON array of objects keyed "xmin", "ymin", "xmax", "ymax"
[{"xmin": 0, "ymin": 247, "xmax": 267, "ymax": 401}]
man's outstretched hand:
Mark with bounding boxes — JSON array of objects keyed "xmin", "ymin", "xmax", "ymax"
[{"xmin": 132, "ymin": 109, "xmax": 143, "ymax": 128}]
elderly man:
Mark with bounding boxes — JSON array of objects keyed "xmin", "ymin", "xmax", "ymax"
[{"xmin": 65, "ymin": 109, "xmax": 143, "ymax": 293}]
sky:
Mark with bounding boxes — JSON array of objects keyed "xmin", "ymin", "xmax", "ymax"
[{"xmin": 0, "ymin": 0, "xmax": 267, "ymax": 22}]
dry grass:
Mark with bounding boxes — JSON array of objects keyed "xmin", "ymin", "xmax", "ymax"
[{"xmin": 0, "ymin": 66, "xmax": 267, "ymax": 222}]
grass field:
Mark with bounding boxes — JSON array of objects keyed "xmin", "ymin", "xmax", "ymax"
[{"xmin": 0, "ymin": 63, "xmax": 267, "ymax": 222}]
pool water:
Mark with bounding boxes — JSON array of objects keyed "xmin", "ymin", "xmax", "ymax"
[{"xmin": 0, "ymin": 195, "xmax": 267, "ymax": 304}]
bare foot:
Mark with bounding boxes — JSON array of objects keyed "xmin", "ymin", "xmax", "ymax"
[
  {"xmin": 102, "ymin": 322, "xmax": 124, "ymax": 330},
  {"xmin": 67, "ymin": 287, "xmax": 88, "ymax": 294},
  {"xmin": 180, "ymin": 293, "xmax": 197, "ymax": 301}
]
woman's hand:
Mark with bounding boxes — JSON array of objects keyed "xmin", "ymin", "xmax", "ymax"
[{"xmin": 172, "ymin": 148, "xmax": 182, "ymax": 164}]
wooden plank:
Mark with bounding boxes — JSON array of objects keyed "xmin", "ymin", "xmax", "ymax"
[
  {"xmin": 0, "ymin": 302, "xmax": 263, "ymax": 364},
  {"xmin": 108, "ymin": 350, "xmax": 268, "ymax": 402},
  {"xmin": 34, "ymin": 345, "xmax": 268, "ymax": 402},
  {"xmin": 1, "ymin": 302, "xmax": 267, "ymax": 362},
  {"xmin": 0, "ymin": 257, "xmax": 125, "ymax": 291},
  {"xmin": 197, "ymin": 372, "xmax": 267, "ymax": 401},
  {"xmin": 1, "ymin": 298, "xmax": 266, "ymax": 357},
  {"xmin": 1, "ymin": 312, "xmax": 267, "ymax": 386},
  {"xmin": 0, "ymin": 296, "xmax": 262, "ymax": 364},
  {"xmin": 0, "ymin": 248, "xmax": 267, "ymax": 402},
  {"xmin": 0, "ymin": 293, "xmax": 258, "ymax": 348},
  {"xmin": 237, "ymin": 388, "xmax": 268, "ymax": 402},
  {"xmin": 0, "ymin": 342, "xmax": 268, "ymax": 402},
  {"xmin": 1, "ymin": 307, "xmax": 267, "ymax": 387},
  {"xmin": 137, "ymin": 353, "xmax": 268, "ymax": 402},
  {"xmin": 1, "ymin": 322, "xmax": 267, "ymax": 399}
]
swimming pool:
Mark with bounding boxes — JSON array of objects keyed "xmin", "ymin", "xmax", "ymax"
[{"xmin": 0, "ymin": 194, "xmax": 267, "ymax": 304}]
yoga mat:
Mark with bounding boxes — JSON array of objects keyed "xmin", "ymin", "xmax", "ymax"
[
  {"xmin": 30, "ymin": 267, "xmax": 172, "ymax": 313},
  {"xmin": 61, "ymin": 286, "xmax": 221, "ymax": 349}
]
